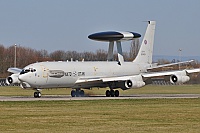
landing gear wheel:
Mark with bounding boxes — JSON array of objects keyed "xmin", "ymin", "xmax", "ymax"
[
  {"xmin": 71, "ymin": 90, "xmax": 76, "ymax": 97},
  {"xmin": 38, "ymin": 92, "xmax": 41, "ymax": 98},
  {"xmin": 71, "ymin": 89, "xmax": 85, "ymax": 97},
  {"xmin": 34, "ymin": 92, "xmax": 37, "ymax": 98},
  {"xmin": 34, "ymin": 91, "xmax": 41, "ymax": 98},
  {"xmin": 114, "ymin": 90, "xmax": 119, "ymax": 97},
  {"xmin": 106, "ymin": 90, "xmax": 110, "ymax": 97},
  {"xmin": 110, "ymin": 90, "xmax": 115, "ymax": 97},
  {"xmin": 80, "ymin": 90, "xmax": 85, "ymax": 97},
  {"xmin": 105, "ymin": 90, "xmax": 120, "ymax": 97},
  {"xmin": 75, "ymin": 90, "xmax": 80, "ymax": 97}
]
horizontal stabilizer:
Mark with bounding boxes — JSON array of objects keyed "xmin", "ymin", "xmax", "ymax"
[{"xmin": 147, "ymin": 60, "xmax": 195, "ymax": 70}]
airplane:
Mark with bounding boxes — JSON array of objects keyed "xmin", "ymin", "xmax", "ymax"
[{"xmin": 6, "ymin": 21, "xmax": 200, "ymax": 98}]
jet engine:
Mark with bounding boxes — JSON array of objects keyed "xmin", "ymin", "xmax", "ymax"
[
  {"xmin": 121, "ymin": 75, "xmax": 145, "ymax": 90},
  {"xmin": 170, "ymin": 70, "xmax": 190, "ymax": 84},
  {"xmin": 6, "ymin": 74, "xmax": 20, "ymax": 85}
]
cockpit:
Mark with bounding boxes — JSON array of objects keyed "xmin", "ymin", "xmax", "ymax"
[{"xmin": 20, "ymin": 68, "xmax": 36, "ymax": 75}]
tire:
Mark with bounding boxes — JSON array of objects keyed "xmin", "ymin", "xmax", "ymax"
[
  {"xmin": 106, "ymin": 90, "xmax": 110, "ymax": 97},
  {"xmin": 80, "ymin": 90, "xmax": 85, "ymax": 97},
  {"xmin": 114, "ymin": 90, "xmax": 119, "ymax": 97},
  {"xmin": 34, "ymin": 92, "xmax": 38, "ymax": 98},
  {"xmin": 71, "ymin": 90, "xmax": 76, "ymax": 97},
  {"xmin": 75, "ymin": 90, "xmax": 80, "ymax": 97},
  {"xmin": 110, "ymin": 90, "xmax": 115, "ymax": 97},
  {"xmin": 38, "ymin": 92, "xmax": 41, "ymax": 98}
]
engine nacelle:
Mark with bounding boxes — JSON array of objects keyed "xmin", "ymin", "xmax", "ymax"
[
  {"xmin": 170, "ymin": 71, "xmax": 190, "ymax": 84},
  {"xmin": 6, "ymin": 74, "xmax": 20, "ymax": 85},
  {"xmin": 122, "ymin": 75, "xmax": 145, "ymax": 90},
  {"xmin": 124, "ymin": 80, "xmax": 145, "ymax": 89}
]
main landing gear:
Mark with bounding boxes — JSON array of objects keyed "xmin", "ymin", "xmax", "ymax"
[
  {"xmin": 34, "ymin": 91, "xmax": 41, "ymax": 98},
  {"xmin": 105, "ymin": 89, "xmax": 119, "ymax": 97},
  {"xmin": 71, "ymin": 89, "xmax": 85, "ymax": 97}
]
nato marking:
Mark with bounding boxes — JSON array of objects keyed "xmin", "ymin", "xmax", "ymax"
[{"xmin": 65, "ymin": 71, "xmax": 85, "ymax": 77}]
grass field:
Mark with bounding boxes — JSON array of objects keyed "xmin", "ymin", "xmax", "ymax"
[
  {"xmin": 0, "ymin": 84, "xmax": 200, "ymax": 96},
  {"xmin": 0, "ymin": 85, "xmax": 200, "ymax": 133},
  {"xmin": 0, "ymin": 99, "xmax": 200, "ymax": 133}
]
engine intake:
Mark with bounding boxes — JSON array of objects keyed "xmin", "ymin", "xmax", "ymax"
[
  {"xmin": 6, "ymin": 74, "xmax": 20, "ymax": 85},
  {"xmin": 121, "ymin": 75, "xmax": 145, "ymax": 90}
]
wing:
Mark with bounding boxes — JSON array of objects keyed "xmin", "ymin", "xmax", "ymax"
[
  {"xmin": 74, "ymin": 68, "xmax": 200, "ymax": 89},
  {"xmin": 74, "ymin": 75, "xmax": 142, "ymax": 89},
  {"xmin": 7, "ymin": 67, "xmax": 22, "ymax": 74},
  {"xmin": 143, "ymin": 68, "xmax": 200, "ymax": 78}
]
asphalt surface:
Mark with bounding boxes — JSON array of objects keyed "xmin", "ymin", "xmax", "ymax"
[{"xmin": 0, "ymin": 94, "xmax": 200, "ymax": 101}]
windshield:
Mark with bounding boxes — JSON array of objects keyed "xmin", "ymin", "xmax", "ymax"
[{"xmin": 20, "ymin": 68, "xmax": 36, "ymax": 75}]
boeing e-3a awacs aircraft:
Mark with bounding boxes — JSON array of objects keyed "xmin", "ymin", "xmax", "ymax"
[{"xmin": 6, "ymin": 21, "xmax": 200, "ymax": 98}]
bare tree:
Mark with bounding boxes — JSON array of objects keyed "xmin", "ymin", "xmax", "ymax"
[
  {"xmin": 96, "ymin": 49, "xmax": 107, "ymax": 61},
  {"xmin": 129, "ymin": 39, "xmax": 140, "ymax": 60},
  {"xmin": 50, "ymin": 50, "xmax": 66, "ymax": 61}
]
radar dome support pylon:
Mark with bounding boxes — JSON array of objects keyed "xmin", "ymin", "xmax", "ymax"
[
  {"xmin": 107, "ymin": 41, "xmax": 124, "ymax": 64},
  {"xmin": 107, "ymin": 41, "xmax": 114, "ymax": 61}
]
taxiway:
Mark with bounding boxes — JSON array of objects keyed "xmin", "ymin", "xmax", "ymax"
[{"xmin": 0, "ymin": 94, "xmax": 199, "ymax": 101}]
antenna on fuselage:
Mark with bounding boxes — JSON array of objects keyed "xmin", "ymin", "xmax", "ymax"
[{"xmin": 88, "ymin": 31, "xmax": 141, "ymax": 64}]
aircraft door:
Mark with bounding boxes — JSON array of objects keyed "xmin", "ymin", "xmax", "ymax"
[{"xmin": 40, "ymin": 65, "xmax": 49, "ymax": 83}]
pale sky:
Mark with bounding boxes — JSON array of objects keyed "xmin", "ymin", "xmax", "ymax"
[{"xmin": 0, "ymin": 0, "xmax": 200, "ymax": 56}]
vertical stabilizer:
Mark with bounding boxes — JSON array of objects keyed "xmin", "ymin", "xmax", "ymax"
[{"xmin": 133, "ymin": 21, "xmax": 156, "ymax": 64}]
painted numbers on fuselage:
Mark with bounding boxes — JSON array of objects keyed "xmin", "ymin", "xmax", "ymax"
[{"xmin": 65, "ymin": 71, "xmax": 85, "ymax": 77}]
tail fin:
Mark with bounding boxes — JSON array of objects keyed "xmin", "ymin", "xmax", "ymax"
[{"xmin": 133, "ymin": 21, "xmax": 156, "ymax": 64}]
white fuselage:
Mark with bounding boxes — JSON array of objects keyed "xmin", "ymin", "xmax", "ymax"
[{"xmin": 19, "ymin": 61, "xmax": 149, "ymax": 89}]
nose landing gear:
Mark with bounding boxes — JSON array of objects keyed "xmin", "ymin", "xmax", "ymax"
[{"xmin": 34, "ymin": 91, "xmax": 41, "ymax": 98}]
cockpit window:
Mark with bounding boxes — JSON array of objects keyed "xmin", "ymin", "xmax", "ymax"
[
  {"xmin": 20, "ymin": 69, "xmax": 26, "ymax": 75},
  {"xmin": 30, "ymin": 68, "xmax": 36, "ymax": 72},
  {"xmin": 20, "ymin": 68, "xmax": 36, "ymax": 75},
  {"xmin": 25, "ymin": 69, "xmax": 30, "ymax": 73}
]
